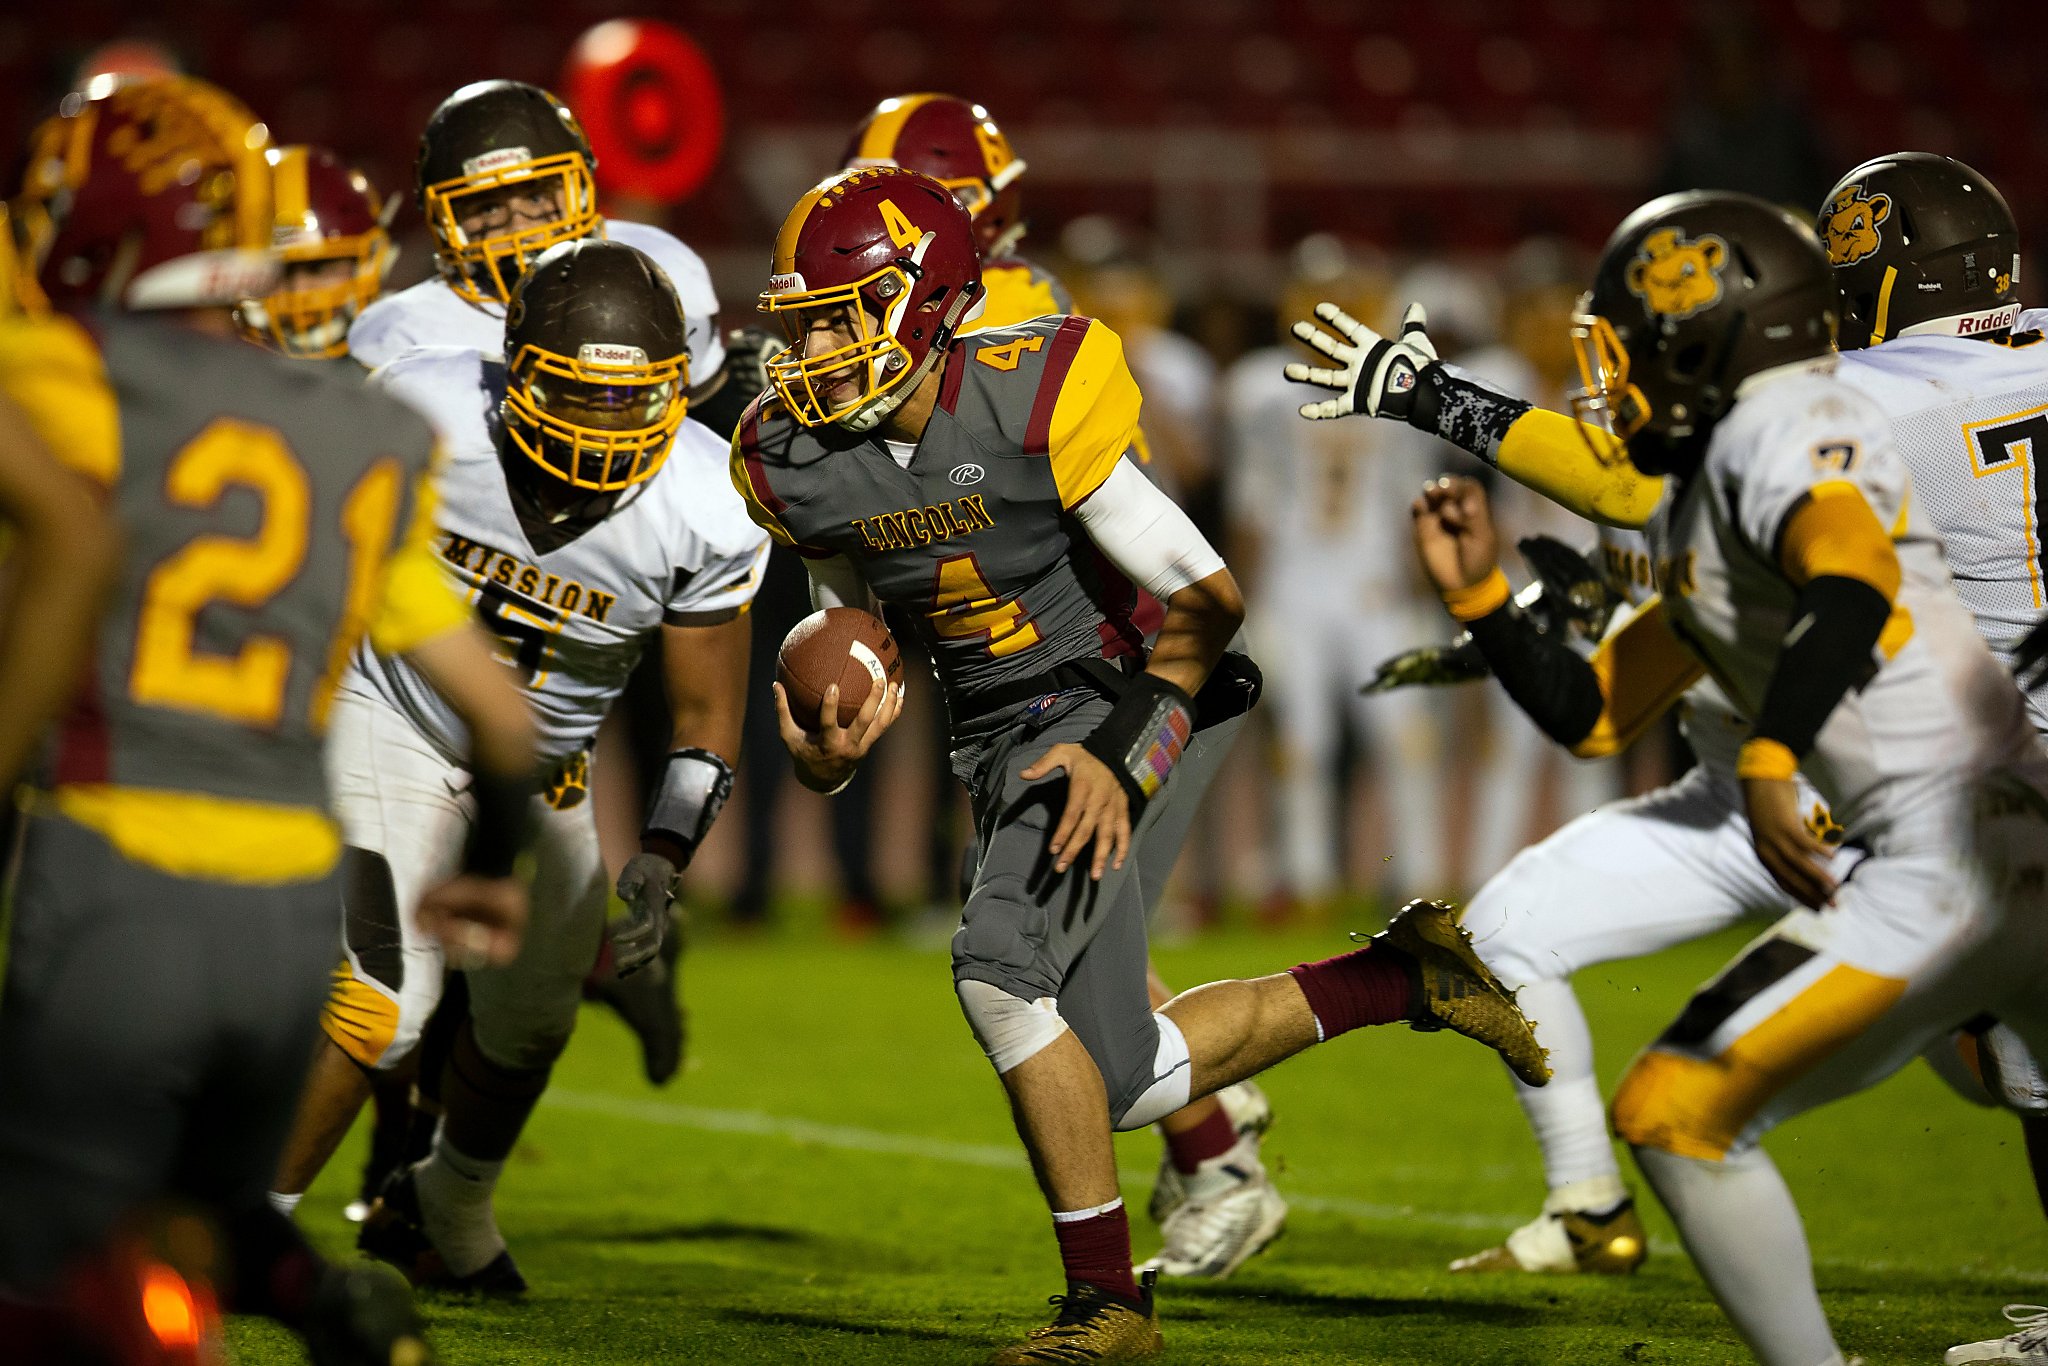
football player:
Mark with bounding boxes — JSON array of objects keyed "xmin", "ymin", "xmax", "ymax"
[
  {"xmin": 1313, "ymin": 189, "xmax": 2048, "ymax": 1365},
  {"xmin": 0, "ymin": 76, "xmax": 536, "ymax": 1364},
  {"xmin": 234, "ymin": 145, "xmax": 395, "ymax": 360},
  {"xmin": 735, "ymin": 166, "xmax": 1548, "ymax": 1363},
  {"xmin": 1293, "ymin": 154, "xmax": 2048, "ymax": 1282},
  {"xmin": 843, "ymin": 93, "xmax": 1284, "ymax": 1278},
  {"xmin": 270, "ymin": 238, "xmax": 766, "ymax": 1294}
]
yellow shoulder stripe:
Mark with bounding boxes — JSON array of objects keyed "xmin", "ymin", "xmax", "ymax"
[
  {"xmin": 0, "ymin": 312, "xmax": 120, "ymax": 486},
  {"xmin": 729, "ymin": 430, "xmax": 797, "ymax": 547},
  {"xmin": 1047, "ymin": 319, "xmax": 1142, "ymax": 509},
  {"xmin": 1777, "ymin": 480, "xmax": 1901, "ymax": 599},
  {"xmin": 365, "ymin": 466, "xmax": 470, "ymax": 661},
  {"xmin": 1495, "ymin": 409, "xmax": 1663, "ymax": 530},
  {"xmin": 1573, "ymin": 597, "xmax": 1704, "ymax": 759}
]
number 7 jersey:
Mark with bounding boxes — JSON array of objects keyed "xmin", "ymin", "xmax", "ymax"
[
  {"xmin": 1837, "ymin": 328, "xmax": 2048, "ymax": 729},
  {"xmin": 348, "ymin": 347, "xmax": 769, "ymax": 764}
]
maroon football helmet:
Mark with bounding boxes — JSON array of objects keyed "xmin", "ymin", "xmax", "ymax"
[
  {"xmin": 758, "ymin": 166, "xmax": 983, "ymax": 431},
  {"xmin": 17, "ymin": 75, "xmax": 277, "ymax": 312},
  {"xmin": 235, "ymin": 145, "xmax": 395, "ymax": 358},
  {"xmin": 840, "ymin": 94, "xmax": 1026, "ymax": 259}
]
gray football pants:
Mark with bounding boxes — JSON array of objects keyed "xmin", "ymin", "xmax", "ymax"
[
  {"xmin": 0, "ymin": 812, "xmax": 337, "ymax": 1294},
  {"xmin": 949, "ymin": 697, "xmax": 1242, "ymax": 1125}
]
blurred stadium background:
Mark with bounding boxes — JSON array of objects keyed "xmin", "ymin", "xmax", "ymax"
[{"xmin": 13, "ymin": 0, "xmax": 2048, "ymax": 931}]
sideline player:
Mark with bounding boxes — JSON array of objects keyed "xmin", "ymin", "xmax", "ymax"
[
  {"xmin": 1293, "ymin": 154, "xmax": 2048, "ymax": 1279},
  {"xmin": 272, "ymin": 239, "xmax": 766, "ymax": 1293},
  {"xmin": 0, "ymin": 75, "xmax": 536, "ymax": 1363},
  {"xmin": 735, "ymin": 166, "xmax": 1548, "ymax": 1362},
  {"xmin": 1321, "ymin": 189, "xmax": 2048, "ymax": 1365},
  {"xmin": 841, "ymin": 92, "xmax": 1284, "ymax": 1278}
]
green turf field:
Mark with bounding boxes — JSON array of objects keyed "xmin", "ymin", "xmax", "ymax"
[{"xmin": 231, "ymin": 917, "xmax": 2048, "ymax": 1365}]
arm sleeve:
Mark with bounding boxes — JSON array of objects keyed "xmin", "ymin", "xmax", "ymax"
[
  {"xmin": 367, "ymin": 467, "xmax": 471, "ymax": 656},
  {"xmin": 664, "ymin": 532, "xmax": 770, "ymax": 626},
  {"xmin": 1045, "ymin": 319, "xmax": 1144, "ymax": 509},
  {"xmin": 1465, "ymin": 595, "xmax": 1701, "ymax": 758},
  {"xmin": 804, "ymin": 554, "xmax": 877, "ymax": 614},
  {"xmin": 0, "ymin": 314, "xmax": 120, "ymax": 487},
  {"xmin": 1407, "ymin": 362, "xmax": 1663, "ymax": 529},
  {"xmin": 1072, "ymin": 458, "xmax": 1226, "ymax": 600}
]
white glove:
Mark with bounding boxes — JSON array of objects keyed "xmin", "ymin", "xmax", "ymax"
[
  {"xmin": 1284, "ymin": 301, "xmax": 1439, "ymax": 421},
  {"xmin": 610, "ymin": 851, "xmax": 678, "ymax": 976}
]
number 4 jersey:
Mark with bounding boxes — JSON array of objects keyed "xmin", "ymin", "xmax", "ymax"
[
  {"xmin": 731, "ymin": 315, "xmax": 1146, "ymax": 731},
  {"xmin": 1837, "ymin": 327, "xmax": 2048, "ymax": 729},
  {"xmin": 349, "ymin": 347, "xmax": 769, "ymax": 764}
]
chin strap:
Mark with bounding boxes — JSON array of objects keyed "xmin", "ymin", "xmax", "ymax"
[{"xmin": 842, "ymin": 277, "xmax": 985, "ymax": 434}]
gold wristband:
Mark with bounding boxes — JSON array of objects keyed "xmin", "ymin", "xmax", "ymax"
[
  {"xmin": 1737, "ymin": 737, "xmax": 1799, "ymax": 782},
  {"xmin": 1442, "ymin": 567, "xmax": 1512, "ymax": 622}
]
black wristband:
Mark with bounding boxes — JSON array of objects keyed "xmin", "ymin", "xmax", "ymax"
[
  {"xmin": 1750, "ymin": 574, "xmax": 1892, "ymax": 758},
  {"xmin": 1081, "ymin": 673, "xmax": 1196, "ymax": 819},
  {"xmin": 642, "ymin": 747, "xmax": 735, "ymax": 867},
  {"xmin": 1408, "ymin": 362, "xmax": 1534, "ymax": 465},
  {"xmin": 1465, "ymin": 602, "xmax": 1606, "ymax": 749},
  {"xmin": 465, "ymin": 768, "xmax": 536, "ymax": 877}
]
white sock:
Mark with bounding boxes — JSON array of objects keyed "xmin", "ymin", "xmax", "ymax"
[
  {"xmin": 266, "ymin": 1190, "xmax": 303, "ymax": 1217},
  {"xmin": 1510, "ymin": 977, "xmax": 1625, "ymax": 1191},
  {"xmin": 413, "ymin": 1127, "xmax": 508, "ymax": 1278},
  {"xmin": 1635, "ymin": 1145, "xmax": 1841, "ymax": 1366}
]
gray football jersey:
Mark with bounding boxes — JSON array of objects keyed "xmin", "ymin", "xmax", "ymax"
[
  {"xmin": 27, "ymin": 310, "xmax": 437, "ymax": 811},
  {"xmin": 733, "ymin": 315, "xmax": 1147, "ymax": 732}
]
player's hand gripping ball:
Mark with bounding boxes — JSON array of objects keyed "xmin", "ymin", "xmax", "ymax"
[{"xmin": 776, "ymin": 607, "xmax": 905, "ymax": 730}]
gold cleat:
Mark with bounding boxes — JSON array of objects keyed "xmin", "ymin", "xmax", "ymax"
[
  {"xmin": 1381, "ymin": 899, "xmax": 1551, "ymax": 1087},
  {"xmin": 986, "ymin": 1271, "xmax": 1163, "ymax": 1364},
  {"xmin": 1451, "ymin": 1199, "xmax": 1649, "ymax": 1275}
]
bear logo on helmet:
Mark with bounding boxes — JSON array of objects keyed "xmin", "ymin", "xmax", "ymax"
[
  {"xmin": 1820, "ymin": 184, "xmax": 1892, "ymax": 267},
  {"xmin": 1624, "ymin": 227, "xmax": 1729, "ymax": 320}
]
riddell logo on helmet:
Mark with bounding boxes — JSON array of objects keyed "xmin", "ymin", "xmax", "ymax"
[
  {"xmin": 462, "ymin": 147, "xmax": 532, "ymax": 177},
  {"xmin": 766, "ymin": 272, "xmax": 805, "ymax": 294},
  {"xmin": 1958, "ymin": 306, "xmax": 2022, "ymax": 336},
  {"xmin": 578, "ymin": 342, "xmax": 648, "ymax": 368}
]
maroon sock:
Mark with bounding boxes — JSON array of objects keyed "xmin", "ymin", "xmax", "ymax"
[
  {"xmin": 1163, "ymin": 1103, "xmax": 1238, "ymax": 1174},
  {"xmin": 1288, "ymin": 942, "xmax": 1418, "ymax": 1040},
  {"xmin": 1052, "ymin": 1201, "xmax": 1139, "ymax": 1302}
]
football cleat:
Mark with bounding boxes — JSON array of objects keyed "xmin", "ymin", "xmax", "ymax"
[
  {"xmin": 1946, "ymin": 1305, "xmax": 2048, "ymax": 1364},
  {"xmin": 1147, "ymin": 1080, "xmax": 1273, "ymax": 1225},
  {"xmin": 1382, "ymin": 899, "xmax": 1551, "ymax": 1087},
  {"xmin": 358, "ymin": 1168, "xmax": 527, "ymax": 1298},
  {"xmin": 986, "ymin": 1271, "xmax": 1163, "ymax": 1364},
  {"xmin": 1141, "ymin": 1136, "xmax": 1288, "ymax": 1279},
  {"xmin": 584, "ymin": 918, "xmax": 685, "ymax": 1086},
  {"xmin": 304, "ymin": 1262, "xmax": 437, "ymax": 1366},
  {"xmin": 1450, "ymin": 1198, "xmax": 1648, "ymax": 1275}
]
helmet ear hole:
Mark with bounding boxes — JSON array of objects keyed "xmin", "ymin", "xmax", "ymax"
[{"xmin": 1670, "ymin": 341, "xmax": 1710, "ymax": 380}]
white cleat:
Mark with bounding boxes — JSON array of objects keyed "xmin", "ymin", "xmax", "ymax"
[
  {"xmin": 1147, "ymin": 1081, "xmax": 1273, "ymax": 1225},
  {"xmin": 1946, "ymin": 1305, "xmax": 2048, "ymax": 1364},
  {"xmin": 1140, "ymin": 1134, "xmax": 1288, "ymax": 1279}
]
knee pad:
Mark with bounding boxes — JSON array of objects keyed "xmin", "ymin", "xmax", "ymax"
[
  {"xmin": 323, "ymin": 958, "xmax": 437, "ymax": 1070},
  {"xmin": 958, "ymin": 979, "xmax": 1069, "ymax": 1074},
  {"xmin": 1110, "ymin": 1014, "xmax": 1193, "ymax": 1132},
  {"xmin": 1611, "ymin": 1049, "xmax": 1745, "ymax": 1162}
]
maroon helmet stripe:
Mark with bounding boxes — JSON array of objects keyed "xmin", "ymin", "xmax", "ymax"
[{"xmin": 1023, "ymin": 317, "xmax": 1091, "ymax": 456}]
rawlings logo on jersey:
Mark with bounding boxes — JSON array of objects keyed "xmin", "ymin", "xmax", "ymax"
[
  {"xmin": 1626, "ymin": 228, "xmax": 1729, "ymax": 320},
  {"xmin": 848, "ymin": 494, "xmax": 997, "ymax": 552},
  {"xmin": 1820, "ymin": 185, "xmax": 1891, "ymax": 266}
]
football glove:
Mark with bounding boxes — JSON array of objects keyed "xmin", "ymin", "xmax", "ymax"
[
  {"xmin": 1286, "ymin": 301, "xmax": 1439, "ymax": 422},
  {"xmin": 610, "ymin": 851, "xmax": 678, "ymax": 976},
  {"xmin": 1361, "ymin": 640, "xmax": 1489, "ymax": 694},
  {"xmin": 721, "ymin": 327, "xmax": 789, "ymax": 398},
  {"xmin": 1517, "ymin": 535, "xmax": 1616, "ymax": 642}
]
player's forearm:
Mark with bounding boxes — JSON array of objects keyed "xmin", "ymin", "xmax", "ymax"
[
  {"xmin": 1148, "ymin": 569, "xmax": 1244, "ymax": 697},
  {"xmin": 1461, "ymin": 593, "xmax": 1607, "ymax": 750},
  {"xmin": 650, "ymin": 619, "xmax": 748, "ymax": 861},
  {"xmin": 1408, "ymin": 366, "xmax": 1663, "ymax": 529},
  {"xmin": 0, "ymin": 407, "xmax": 118, "ymax": 785}
]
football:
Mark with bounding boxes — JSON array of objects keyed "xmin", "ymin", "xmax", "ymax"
[{"xmin": 776, "ymin": 606, "xmax": 903, "ymax": 730}]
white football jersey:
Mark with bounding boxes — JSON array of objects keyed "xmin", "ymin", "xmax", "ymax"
[
  {"xmin": 1836, "ymin": 332, "xmax": 2048, "ymax": 729},
  {"xmin": 1596, "ymin": 524, "xmax": 1752, "ymax": 775},
  {"xmin": 348, "ymin": 219, "xmax": 725, "ymax": 377},
  {"xmin": 1224, "ymin": 345, "xmax": 1442, "ymax": 617},
  {"xmin": 1649, "ymin": 361, "xmax": 2035, "ymax": 840},
  {"xmin": 345, "ymin": 348, "xmax": 768, "ymax": 763}
]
